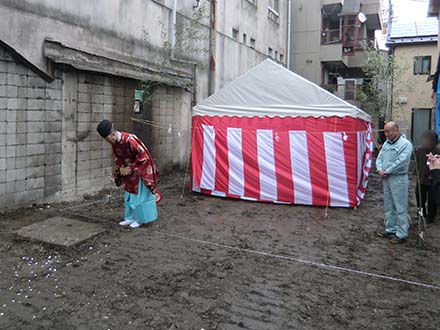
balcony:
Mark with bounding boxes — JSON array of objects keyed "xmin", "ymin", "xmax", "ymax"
[
  {"xmin": 321, "ymin": 43, "xmax": 345, "ymax": 64},
  {"xmin": 361, "ymin": 0, "xmax": 383, "ymax": 30},
  {"xmin": 361, "ymin": 0, "xmax": 381, "ymax": 15},
  {"xmin": 321, "ymin": 29, "xmax": 372, "ymax": 68},
  {"xmin": 344, "ymin": 50, "xmax": 368, "ymax": 68},
  {"xmin": 321, "ymin": 29, "xmax": 341, "ymax": 45}
]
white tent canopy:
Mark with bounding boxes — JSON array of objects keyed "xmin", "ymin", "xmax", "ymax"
[{"xmin": 193, "ymin": 59, "xmax": 372, "ymax": 122}]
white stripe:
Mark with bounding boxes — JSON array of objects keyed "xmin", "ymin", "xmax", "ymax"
[
  {"xmin": 324, "ymin": 132, "xmax": 349, "ymax": 207},
  {"xmin": 257, "ymin": 130, "xmax": 277, "ymax": 200},
  {"xmin": 355, "ymin": 132, "xmax": 363, "ymax": 202},
  {"xmin": 227, "ymin": 128, "xmax": 245, "ymax": 196},
  {"xmin": 200, "ymin": 125, "xmax": 216, "ymax": 190},
  {"xmin": 192, "ymin": 176, "xmax": 201, "ymax": 193},
  {"xmin": 211, "ymin": 190, "xmax": 226, "ymax": 197},
  {"xmin": 289, "ymin": 131, "xmax": 313, "ymax": 205},
  {"xmin": 241, "ymin": 196, "xmax": 257, "ymax": 202},
  {"xmin": 356, "ymin": 132, "xmax": 364, "ymax": 190}
]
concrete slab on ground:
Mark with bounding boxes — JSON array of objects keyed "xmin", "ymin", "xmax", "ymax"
[{"xmin": 16, "ymin": 216, "xmax": 105, "ymax": 247}]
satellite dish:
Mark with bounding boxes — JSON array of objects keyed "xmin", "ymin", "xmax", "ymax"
[{"xmin": 358, "ymin": 12, "xmax": 367, "ymax": 23}]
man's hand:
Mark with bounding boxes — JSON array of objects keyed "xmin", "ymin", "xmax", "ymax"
[
  {"xmin": 120, "ymin": 166, "xmax": 132, "ymax": 176},
  {"xmin": 378, "ymin": 170, "xmax": 388, "ymax": 178},
  {"xmin": 427, "ymin": 153, "xmax": 440, "ymax": 170}
]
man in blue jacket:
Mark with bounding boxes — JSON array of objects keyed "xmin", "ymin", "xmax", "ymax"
[{"xmin": 376, "ymin": 122, "xmax": 413, "ymax": 244}]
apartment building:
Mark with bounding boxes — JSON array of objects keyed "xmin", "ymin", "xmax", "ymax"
[
  {"xmin": 0, "ymin": 0, "xmax": 289, "ymax": 208},
  {"xmin": 290, "ymin": 0, "xmax": 382, "ymax": 105}
]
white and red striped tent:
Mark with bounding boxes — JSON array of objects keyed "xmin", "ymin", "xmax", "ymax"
[{"xmin": 191, "ymin": 60, "xmax": 374, "ymax": 208}]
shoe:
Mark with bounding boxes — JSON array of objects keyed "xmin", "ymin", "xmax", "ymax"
[
  {"xmin": 390, "ymin": 236, "xmax": 407, "ymax": 244},
  {"xmin": 119, "ymin": 219, "xmax": 135, "ymax": 226},
  {"xmin": 376, "ymin": 231, "xmax": 395, "ymax": 238},
  {"xmin": 129, "ymin": 221, "xmax": 140, "ymax": 229}
]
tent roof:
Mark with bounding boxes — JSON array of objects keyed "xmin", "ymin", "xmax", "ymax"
[{"xmin": 193, "ymin": 59, "xmax": 371, "ymax": 122}]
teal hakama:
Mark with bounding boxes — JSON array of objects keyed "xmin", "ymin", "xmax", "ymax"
[{"xmin": 124, "ymin": 177, "xmax": 158, "ymax": 224}]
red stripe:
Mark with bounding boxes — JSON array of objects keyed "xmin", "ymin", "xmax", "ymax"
[
  {"xmin": 243, "ymin": 129, "xmax": 260, "ymax": 199},
  {"xmin": 192, "ymin": 116, "xmax": 372, "ymax": 207},
  {"xmin": 273, "ymin": 130, "xmax": 294, "ymax": 203},
  {"xmin": 191, "ymin": 117, "xmax": 204, "ymax": 187},
  {"xmin": 343, "ymin": 132, "xmax": 358, "ymax": 207},
  {"xmin": 307, "ymin": 132, "xmax": 329, "ymax": 206},
  {"xmin": 214, "ymin": 126, "xmax": 229, "ymax": 193}
]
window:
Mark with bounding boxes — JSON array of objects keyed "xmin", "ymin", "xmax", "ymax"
[
  {"xmin": 243, "ymin": 33, "xmax": 247, "ymax": 45},
  {"xmin": 232, "ymin": 28, "xmax": 239, "ymax": 40},
  {"xmin": 279, "ymin": 54, "xmax": 284, "ymax": 62},
  {"xmin": 414, "ymin": 56, "xmax": 431, "ymax": 75},
  {"xmin": 268, "ymin": 47, "xmax": 273, "ymax": 58},
  {"xmin": 268, "ymin": 0, "xmax": 280, "ymax": 24},
  {"xmin": 250, "ymin": 38, "xmax": 256, "ymax": 48},
  {"xmin": 269, "ymin": 0, "xmax": 279, "ymax": 13},
  {"xmin": 275, "ymin": 51, "xmax": 278, "ymax": 60}
]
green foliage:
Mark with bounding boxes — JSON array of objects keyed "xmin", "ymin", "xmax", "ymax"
[
  {"xmin": 359, "ymin": 45, "xmax": 413, "ymax": 120},
  {"xmin": 140, "ymin": 4, "xmax": 210, "ymax": 102},
  {"xmin": 358, "ymin": 46, "xmax": 393, "ymax": 117}
]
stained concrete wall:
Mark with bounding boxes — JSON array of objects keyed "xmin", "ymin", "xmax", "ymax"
[
  {"xmin": 0, "ymin": 0, "xmax": 289, "ymax": 97},
  {"xmin": 290, "ymin": 0, "xmax": 322, "ymax": 83}
]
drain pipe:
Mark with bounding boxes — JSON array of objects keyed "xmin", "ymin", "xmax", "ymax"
[
  {"xmin": 208, "ymin": 0, "xmax": 217, "ymax": 95},
  {"xmin": 171, "ymin": 0, "xmax": 178, "ymax": 59},
  {"xmin": 287, "ymin": 0, "xmax": 292, "ymax": 69}
]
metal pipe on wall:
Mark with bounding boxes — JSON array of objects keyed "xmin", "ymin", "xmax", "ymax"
[
  {"xmin": 287, "ymin": 0, "xmax": 292, "ymax": 69},
  {"xmin": 208, "ymin": 0, "xmax": 217, "ymax": 96},
  {"xmin": 171, "ymin": 0, "xmax": 178, "ymax": 58}
]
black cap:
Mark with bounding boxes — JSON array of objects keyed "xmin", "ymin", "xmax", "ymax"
[{"xmin": 97, "ymin": 120, "xmax": 113, "ymax": 138}]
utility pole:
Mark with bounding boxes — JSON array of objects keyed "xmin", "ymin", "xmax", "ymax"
[
  {"xmin": 208, "ymin": 0, "xmax": 217, "ymax": 96},
  {"xmin": 386, "ymin": 0, "xmax": 393, "ymax": 121}
]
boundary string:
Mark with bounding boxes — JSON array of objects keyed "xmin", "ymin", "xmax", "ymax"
[
  {"xmin": 59, "ymin": 199, "xmax": 440, "ymax": 291},
  {"xmin": 154, "ymin": 230, "xmax": 440, "ymax": 291}
]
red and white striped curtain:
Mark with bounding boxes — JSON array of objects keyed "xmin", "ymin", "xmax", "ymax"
[{"xmin": 191, "ymin": 116, "xmax": 373, "ymax": 208}]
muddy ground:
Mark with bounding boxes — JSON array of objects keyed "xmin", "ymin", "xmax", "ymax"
[{"xmin": 0, "ymin": 172, "xmax": 439, "ymax": 330}]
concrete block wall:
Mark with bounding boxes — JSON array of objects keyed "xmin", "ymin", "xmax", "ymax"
[
  {"xmin": 62, "ymin": 73, "xmax": 192, "ymax": 198},
  {"xmin": 141, "ymin": 86, "xmax": 192, "ymax": 173},
  {"xmin": 61, "ymin": 71, "xmax": 138, "ymax": 198},
  {"xmin": 0, "ymin": 45, "xmax": 193, "ymax": 208},
  {"xmin": 0, "ymin": 46, "xmax": 63, "ymax": 208}
]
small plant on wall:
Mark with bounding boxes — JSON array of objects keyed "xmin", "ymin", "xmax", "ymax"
[{"xmin": 140, "ymin": 3, "xmax": 210, "ymax": 102}]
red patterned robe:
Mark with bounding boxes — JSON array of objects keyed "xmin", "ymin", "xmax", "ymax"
[{"xmin": 112, "ymin": 132, "xmax": 162, "ymax": 202}]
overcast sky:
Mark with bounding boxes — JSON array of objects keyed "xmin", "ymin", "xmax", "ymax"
[{"xmin": 390, "ymin": 0, "xmax": 430, "ymax": 21}]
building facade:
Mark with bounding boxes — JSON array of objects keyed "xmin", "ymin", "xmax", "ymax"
[
  {"xmin": 388, "ymin": 18, "xmax": 438, "ymax": 145},
  {"xmin": 290, "ymin": 0, "xmax": 382, "ymax": 105},
  {"xmin": 0, "ymin": 0, "xmax": 290, "ymax": 208}
]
